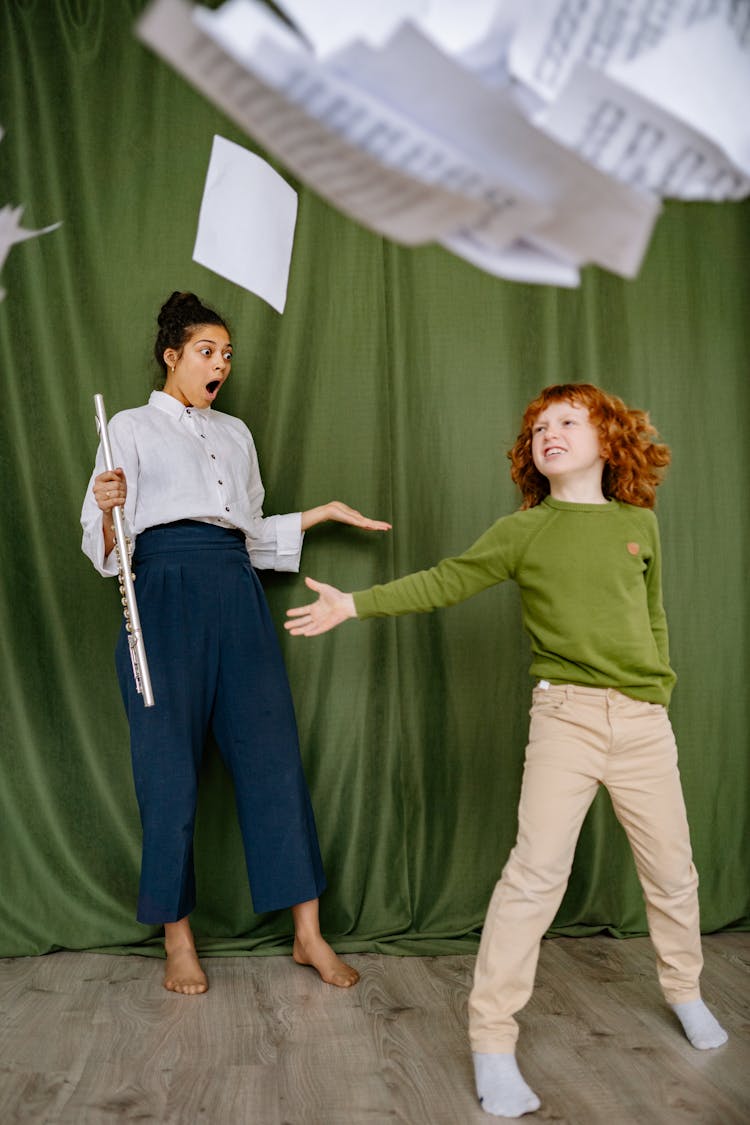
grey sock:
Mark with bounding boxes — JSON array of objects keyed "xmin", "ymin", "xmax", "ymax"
[
  {"xmin": 671, "ymin": 998, "xmax": 728, "ymax": 1049},
  {"xmin": 473, "ymin": 1052, "xmax": 541, "ymax": 1118}
]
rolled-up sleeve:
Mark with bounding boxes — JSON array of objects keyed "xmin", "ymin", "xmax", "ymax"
[
  {"xmin": 245, "ymin": 511, "xmax": 304, "ymax": 572},
  {"xmin": 80, "ymin": 417, "xmax": 138, "ymax": 578}
]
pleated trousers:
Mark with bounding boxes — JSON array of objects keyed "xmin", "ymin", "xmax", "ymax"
[
  {"xmin": 115, "ymin": 520, "xmax": 326, "ymax": 924},
  {"xmin": 469, "ymin": 683, "xmax": 702, "ymax": 1053}
]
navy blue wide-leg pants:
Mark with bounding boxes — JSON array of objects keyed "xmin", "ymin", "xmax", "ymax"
[{"xmin": 115, "ymin": 521, "xmax": 327, "ymax": 924}]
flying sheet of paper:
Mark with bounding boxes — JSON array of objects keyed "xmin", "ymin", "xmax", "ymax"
[
  {"xmin": 0, "ymin": 203, "xmax": 62, "ymax": 302},
  {"xmin": 136, "ymin": 0, "xmax": 750, "ymax": 287},
  {"xmin": 441, "ymin": 229, "xmax": 580, "ymax": 287},
  {"xmin": 136, "ymin": 0, "xmax": 495, "ymax": 245},
  {"xmin": 609, "ymin": 18, "xmax": 750, "ymax": 179},
  {"xmin": 192, "ymin": 135, "xmax": 297, "ymax": 312},
  {"xmin": 539, "ymin": 64, "xmax": 749, "ymax": 202},
  {"xmin": 508, "ymin": 0, "xmax": 748, "ymax": 105},
  {"xmin": 203, "ymin": 1, "xmax": 659, "ymax": 273},
  {"xmin": 0, "ymin": 125, "xmax": 62, "ymax": 300},
  {"xmin": 326, "ymin": 22, "xmax": 660, "ymax": 276},
  {"xmin": 413, "ymin": 0, "xmax": 507, "ymax": 57},
  {"xmin": 192, "ymin": 0, "xmax": 551, "ymax": 252},
  {"xmin": 272, "ymin": 0, "xmax": 426, "ymax": 57},
  {"xmin": 437, "ymin": 0, "xmax": 529, "ymax": 89},
  {"xmin": 510, "ymin": 2, "xmax": 750, "ymax": 199}
]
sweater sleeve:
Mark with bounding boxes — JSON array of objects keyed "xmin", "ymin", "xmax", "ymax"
[
  {"xmin": 643, "ymin": 510, "xmax": 671, "ymax": 669},
  {"xmin": 353, "ymin": 516, "xmax": 519, "ymax": 619}
]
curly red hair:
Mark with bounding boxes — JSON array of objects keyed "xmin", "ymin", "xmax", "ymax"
[{"xmin": 508, "ymin": 384, "xmax": 670, "ymax": 510}]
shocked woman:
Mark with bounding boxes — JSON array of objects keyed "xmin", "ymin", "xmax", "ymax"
[{"xmin": 81, "ymin": 290, "xmax": 390, "ymax": 995}]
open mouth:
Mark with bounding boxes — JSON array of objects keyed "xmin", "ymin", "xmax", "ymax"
[{"xmin": 206, "ymin": 380, "xmax": 221, "ymax": 395}]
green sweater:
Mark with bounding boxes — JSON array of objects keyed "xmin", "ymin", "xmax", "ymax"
[{"xmin": 353, "ymin": 497, "xmax": 676, "ymax": 706}]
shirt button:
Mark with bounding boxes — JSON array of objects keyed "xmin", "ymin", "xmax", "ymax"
[
  {"xmin": 200, "ymin": 433, "xmax": 206, "ymax": 438},
  {"xmin": 218, "ymin": 480, "xmax": 223, "ymax": 485},
  {"xmin": 210, "ymin": 454, "xmax": 216, "ymax": 459},
  {"xmin": 225, "ymin": 506, "xmax": 230, "ymax": 512},
  {"xmin": 186, "ymin": 409, "xmax": 191, "ymax": 415}
]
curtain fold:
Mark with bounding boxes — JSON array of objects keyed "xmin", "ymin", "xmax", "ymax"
[{"xmin": 1, "ymin": 0, "xmax": 747, "ymax": 958}]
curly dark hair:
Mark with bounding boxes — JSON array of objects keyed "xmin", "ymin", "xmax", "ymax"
[
  {"xmin": 154, "ymin": 291, "xmax": 228, "ymax": 380},
  {"xmin": 508, "ymin": 383, "xmax": 671, "ymax": 510}
]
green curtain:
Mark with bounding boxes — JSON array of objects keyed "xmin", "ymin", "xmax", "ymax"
[{"xmin": 1, "ymin": 0, "xmax": 748, "ymax": 959}]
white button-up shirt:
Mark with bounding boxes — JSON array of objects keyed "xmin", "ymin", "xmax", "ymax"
[{"xmin": 81, "ymin": 391, "xmax": 303, "ymax": 577}]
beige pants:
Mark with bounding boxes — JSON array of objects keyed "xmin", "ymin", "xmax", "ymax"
[{"xmin": 469, "ymin": 683, "xmax": 702, "ymax": 1053}]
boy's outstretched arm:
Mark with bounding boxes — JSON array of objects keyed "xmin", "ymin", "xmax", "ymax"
[{"xmin": 285, "ymin": 576, "xmax": 357, "ymax": 636}]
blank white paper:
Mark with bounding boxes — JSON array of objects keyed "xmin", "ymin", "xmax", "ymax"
[{"xmin": 192, "ymin": 134, "xmax": 298, "ymax": 313}]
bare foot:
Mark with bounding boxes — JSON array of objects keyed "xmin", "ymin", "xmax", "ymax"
[
  {"xmin": 163, "ymin": 917, "xmax": 208, "ymax": 996},
  {"xmin": 163, "ymin": 945, "xmax": 208, "ymax": 995},
  {"xmin": 293, "ymin": 934, "xmax": 359, "ymax": 988}
]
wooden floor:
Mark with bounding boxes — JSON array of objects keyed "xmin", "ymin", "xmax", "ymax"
[{"xmin": 0, "ymin": 933, "xmax": 748, "ymax": 1124}]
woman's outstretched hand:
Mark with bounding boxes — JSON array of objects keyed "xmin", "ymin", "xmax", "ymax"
[
  {"xmin": 301, "ymin": 501, "xmax": 391, "ymax": 532},
  {"xmin": 285, "ymin": 577, "xmax": 357, "ymax": 636}
]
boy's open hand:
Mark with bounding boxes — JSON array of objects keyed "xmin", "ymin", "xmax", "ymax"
[{"xmin": 285, "ymin": 577, "xmax": 357, "ymax": 636}]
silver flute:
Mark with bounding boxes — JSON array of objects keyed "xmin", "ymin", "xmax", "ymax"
[{"xmin": 93, "ymin": 394, "xmax": 155, "ymax": 708}]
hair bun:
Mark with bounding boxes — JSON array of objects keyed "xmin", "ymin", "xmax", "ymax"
[{"xmin": 157, "ymin": 291, "xmax": 204, "ymax": 328}]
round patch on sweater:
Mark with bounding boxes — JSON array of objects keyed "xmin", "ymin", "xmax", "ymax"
[{"xmin": 627, "ymin": 542, "xmax": 640, "ymax": 556}]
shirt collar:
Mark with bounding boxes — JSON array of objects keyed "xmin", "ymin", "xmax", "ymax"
[{"xmin": 149, "ymin": 390, "xmax": 212, "ymax": 420}]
